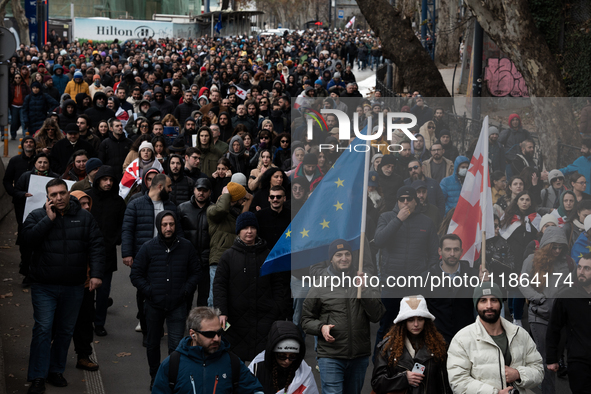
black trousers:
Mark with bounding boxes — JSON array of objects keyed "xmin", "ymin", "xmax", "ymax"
[
  {"xmin": 568, "ymin": 362, "xmax": 591, "ymax": 394},
  {"xmin": 73, "ymin": 287, "xmax": 95, "ymax": 358}
]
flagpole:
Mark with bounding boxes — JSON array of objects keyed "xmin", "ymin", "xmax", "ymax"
[
  {"xmin": 357, "ymin": 125, "xmax": 371, "ymax": 298},
  {"xmin": 481, "ymin": 116, "xmax": 489, "ymax": 271}
]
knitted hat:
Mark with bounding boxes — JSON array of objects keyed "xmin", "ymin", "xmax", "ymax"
[
  {"xmin": 274, "ymin": 339, "xmax": 300, "ymax": 353},
  {"xmin": 540, "ymin": 213, "xmax": 558, "ymax": 230},
  {"xmin": 74, "ymin": 71, "xmax": 83, "ymax": 79},
  {"xmin": 138, "ymin": 141, "xmax": 154, "ymax": 153},
  {"xmin": 333, "ymin": 72, "xmax": 341, "ymax": 79},
  {"xmin": 21, "ymin": 135, "xmax": 36, "ymax": 148},
  {"xmin": 302, "ymin": 153, "xmax": 318, "ymax": 166},
  {"xmin": 85, "ymin": 158, "xmax": 102, "ymax": 174},
  {"xmin": 235, "ymin": 211, "xmax": 258, "ymax": 234},
  {"xmin": 31, "ymin": 81, "xmax": 42, "ymax": 89},
  {"xmin": 488, "ymin": 126, "xmax": 499, "ymax": 136},
  {"xmin": 328, "ymin": 239, "xmax": 352, "ymax": 260},
  {"xmin": 393, "ymin": 295, "xmax": 435, "ymax": 324},
  {"xmin": 473, "ymin": 282, "xmax": 504, "ymax": 308},
  {"xmin": 380, "ymin": 154, "xmax": 397, "ymax": 167},
  {"xmin": 230, "ymin": 173, "xmax": 247, "ymax": 187},
  {"xmin": 315, "ymin": 79, "xmax": 323, "ymax": 85},
  {"xmin": 93, "ymin": 74, "xmax": 101, "ymax": 80},
  {"xmin": 368, "ymin": 171, "xmax": 379, "ymax": 187},
  {"xmin": 226, "ymin": 182, "xmax": 246, "ymax": 202},
  {"xmin": 548, "ymin": 169, "xmax": 564, "ymax": 184},
  {"xmin": 200, "ymin": 66, "xmax": 206, "ymax": 72},
  {"xmin": 65, "ymin": 123, "xmax": 80, "ymax": 134},
  {"xmin": 70, "ymin": 190, "xmax": 92, "ymax": 210}
]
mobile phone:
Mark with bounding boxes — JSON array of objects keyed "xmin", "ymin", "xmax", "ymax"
[
  {"xmin": 47, "ymin": 197, "xmax": 56, "ymax": 213},
  {"xmin": 411, "ymin": 362, "xmax": 425, "ymax": 374},
  {"xmin": 223, "ymin": 321, "xmax": 231, "ymax": 331}
]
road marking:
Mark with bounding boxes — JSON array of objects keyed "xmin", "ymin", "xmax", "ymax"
[{"xmin": 84, "ymin": 343, "xmax": 106, "ymax": 394}]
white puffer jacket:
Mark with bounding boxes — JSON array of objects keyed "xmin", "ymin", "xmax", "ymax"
[{"xmin": 447, "ymin": 317, "xmax": 543, "ymax": 394}]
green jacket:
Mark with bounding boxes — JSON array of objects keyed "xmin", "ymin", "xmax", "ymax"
[
  {"xmin": 207, "ymin": 193, "xmax": 240, "ymax": 265},
  {"xmin": 199, "ymin": 145, "xmax": 223, "ymax": 178},
  {"xmin": 301, "ymin": 266, "xmax": 385, "ymax": 359}
]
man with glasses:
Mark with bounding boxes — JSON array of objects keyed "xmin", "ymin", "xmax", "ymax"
[
  {"xmin": 373, "ymin": 185, "xmax": 439, "ymax": 356},
  {"xmin": 404, "ymin": 159, "xmax": 445, "ymax": 215},
  {"xmin": 151, "ymin": 307, "xmax": 264, "ymax": 394},
  {"xmin": 130, "ymin": 210, "xmax": 200, "ymax": 389},
  {"xmin": 421, "ymin": 142, "xmax": 454, "ymax": 183}
]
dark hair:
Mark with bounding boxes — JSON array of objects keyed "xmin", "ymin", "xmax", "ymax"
[
  {"xmin": 45, "ymin": 178, "xmax": 67, "ymax": 193},
  {"xmin": 217, "ymin": 157, "xmax": 231, "ymax": 170},
  {"xmin": 581, "ymin": 252, "xmax": 591, "ymax": 262},
  {"xmin": 270, "ymin": 185, "xmax": 286, "ymax": 195},
  {"xmin": 582, "ymin": 139, "xmax": 591, "ymax": 149},
  {"xmin": 506, "ymin": 175, "xmax": 525, "ymax": 195},
  {"xmin": 439, "ymin": 234, "xmax": 462, "ymax": 249},
  {"xmin": 501, "ymin": 190, "xmax": 536, "ymax": 228},
  {"xmin": 150, "ymin": 174, "xmax": 168, "ymax": 189},
  {"xmin": 34, "ymin": 152, "xmax": 51, "ymax": 165},
  {"xmin": 70, "ymin": 149, "xmax": 89, "ymax": 162},
  {"xmin": 185, "ymin": 147, "xmax": 202, "ymax": 157},
  {"xmin": 491, "ymin": 171, "xmax": 506, "ymax": 183},
  {"xmin": 77, "ymin": 114, "xmax": 90, "ymax": 124},
  {"xmin": 569, "ymin": 171, "xmax": 585, "ymax": 186}
]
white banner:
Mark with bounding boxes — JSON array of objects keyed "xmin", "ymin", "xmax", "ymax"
[
  {"xmin": 23, "ymin": 175, "xmax": 75, "ymax": 223},
  {"xmin": 74, "ymin": 18, "xmax": 175, "ymax": 42}
]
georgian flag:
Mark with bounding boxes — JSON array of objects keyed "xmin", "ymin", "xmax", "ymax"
[
  {"xmin": 119, "ymin": 158, "xmax": 163, "ymax": 199},
  {"xmin": 248, "ymin": 351, "xmax": 319, "ymax": 394},
  {"xmin": 550, "ymin": 208, "xmax": 566, "ymax": 228},
  {"xmin": 499, "ymin": 212, "xmax": 542, "ymax": 239},
  {"xmin": 345, "ymin": 16, "xmax": 355, "ymax": 29},
  {"xmin": 447, "ymin": 116, "xmax": 495, "ymax": 265},
  {"xmin": 115, "ymin": 107, "xmax": 130, "ymax": 128},
  {"xmin": 232, "ymin": 84, "xmax": 247, "ymax": 100}
]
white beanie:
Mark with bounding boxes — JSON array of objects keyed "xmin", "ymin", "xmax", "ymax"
[
  {"xmin": 540, "ymin": 213, "xmax": 559, "ymax": 230},
  {"xmin": 585, "ymin": 215, "xmax": 591, "ymax": 232},
  {"xmin": 393, "ymin": 295, "xmax": 435, "ymax": 324},
  {"xmin": 231, "ymin": 172, "xmax": 247, "ymax": 187},
  {"xmin": 274, "ymin": 339, "xmax": 300, "ymax": 353},
  {"xmin": 138, "ymin": 141, "xmax": 154, "ymax": 153}
]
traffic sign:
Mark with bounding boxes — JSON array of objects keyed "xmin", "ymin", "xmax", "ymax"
[
  {"xmin": 0, "ymin": 27, "xmax": 17, "ymax": 62},
  {"xmin": 338, "ymin": 10, "xmax": 344, "ymax": 19}
]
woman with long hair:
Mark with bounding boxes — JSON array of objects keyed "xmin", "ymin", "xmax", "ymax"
[
  {"xmin": 249, "ymin": 321, "xmax": 318, "ymax": 394},
  {"xmin": 162, "ymin": 113, "xmax": 180, "ymax": 128},
  {"xmin": 249, "ymin": 149, "xmax": 277, "ymax": 191},
  {"xmin": 251, "ymin": 168, "xmax": 290, "ymax": 212},
  {"xmin": 499, "ymin": 190, "xmax": 540, "ymax": 327},
  {"xmin": 569, "ymin": 171, "xmax": 591, "ymax": 202},
  {"xmin": 34, "ymin": 118, "xmax": 63, "ymax": 154},
  {"xmin": 61, "ymin": 149, "xmax": 88, "ymax": 181},
  {"xmin": 563, "ymin": 200, "xmax": 591, "ymax": 248},
  {"xmin": 519, "ymin": 167, "xmax": 543, "ymax": 206},
  {"xmin": 272, "ymin": 133, "xmax": 291, "ymax": 168},
  {"xmin": 95, "ymin": 120, "xmax": 110, "ymax": 142},
  {"xmin": 151, "ymin": 135, "xmax": 169, "ymax": 164},
  {"xmin": 494, "ymin": 175, "xmax": 524, "ymax": 218},
  {"xmin": 520, "ymin": 226, "xmax": 572, "ymax": 394},
  {"xmin": 210, "ymin": 157, "xmax": 233, "ymax": 202},
  {"xmin": 371, "ymin": 295, "xmax": 451, "ymax": 394}
]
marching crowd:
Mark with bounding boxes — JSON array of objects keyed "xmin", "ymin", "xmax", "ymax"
[{"xmin": 2, "ymin": 27, "xmax": 591, "ymax": 394}]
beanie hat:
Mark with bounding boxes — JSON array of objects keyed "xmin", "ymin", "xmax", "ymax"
[
  {"xmin": 93, "ymin": 74, "xmax": 101, "ymax": 80},
  {"xmin": 315, "ymin": 79, "xmax": 323, "ymax": 85},
  {"xmin": 328, "ymin": 239, "xmax": 352, "ymax": 260},
  {"xmin": 396, "ymin": 185, "xmax": 418, "ymax": 200},
  {"xmin": 333, "ymin": 72, "xmax": 341, "ymax": 79},
  {"xmin": 65, "ymin": 123, "xmax": 80, "ymax": 134},
  {"xmin": 585, "ymin": 215, "xmax": 591, "ymax": 232},
  {"xmin": 393, "ymin": 295, "xmax": 435, "ymax": 324},
  {"xmin": 236, "ymin": 211, "xmax": 258, "ymax": 234},
  {"xmin": 230, "ymin": 173, "xmax": 247, "ymax": 187},
  {"xmin": 74, "ymin": 71, "xmax": 83, "ymax": 79},
  {"xmin": 200, "ymin": 66, "xmax": 206, "ymax": 72},
  {"xmin": 70, "ymin": 190, "xmax": 92, "ymax": 210},
  {"xmin": 380, "ymin": 154, "xmax": 397, "ymax": 167},
  {"xmin": 548, "ymin": 169, "xmax": 564, "ymax": 184},
  {"xmin": 488, "ymin": 126, "xmax": 499, "ymax": 136},
  {"xmin": 85, "ymin": 158, "xmax": 102, "ymax": 174},
  {"xmin": 21, "ymin": 135, "xmax": 36, "ymax": 147},
  {"xmin": 138, "ymin": 141, "xmax": 155, "ymax": 153},
  {"xmin": 302, "ymin": 153, "xmax": 318, "ymax": 166},
  {"xmin": 274, "ymin": 339, "xmax": 300, "ymax": 353},
  {"xmin": 439, "ymin": 129, "xmax": 451, "ymax": 137},
  {"xmin": 31, "ymin": 81, "xmax": 42, "ymax": 89},
  {"xmin": 540, "ymin": 213, "xmax": 558, "ymax": 230},
  {"xmin": 473, "ymin": 282, "xmax": 504, "ymax": 308},
  {"xmin": 227, "ymin": 182, "xmax": 246, "ymax": 202}
]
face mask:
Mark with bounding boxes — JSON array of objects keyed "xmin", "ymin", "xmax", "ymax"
[
  {"xmin": 144, "ymin": 64, "xmax": 149, "ymax": 68},
  {"xmin": 458, "ymin": 168, "xmax": 468, "ymax": 177},
  {"xmin": 94, "ymin": 80, "xmax": 100, "ymax": 86},
  {"xmin": 133, "ymin": 70, "xmax": 138, "ymax": 76}
]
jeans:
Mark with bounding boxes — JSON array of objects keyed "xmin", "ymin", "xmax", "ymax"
[
  {"xmin": 530, "ymin": 322, "xmax": 555, "ymax": 394},
  {"xmin": 28, "ymin": 283, "xmax": 84, "ymax": 381},
  {"xmin": 10, "ymin": 106, "xmax": 26, "ymax": 139},
  {"xmin": 144, "ymin": 301, "xmax": 187, "ymax": 377},
  {"xmin": 94, "ymin": 270, "xmax": 113, "ymax": 327},
  {"xmin": 508, "ymin": 289, "xmax": 525, "ymax": 320},
  {"xmin": 317, "ymin": 356, "xmax": 369, "ymax": 394},
  {"xmin": 290, "ymin": 275, "xmax": 310, "ymax": 337},
  {"xmin": 208, "ymin": 264, "xmax": 218, "ymax": 307}
]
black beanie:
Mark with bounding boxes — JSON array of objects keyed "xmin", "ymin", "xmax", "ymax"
[
  {"xmin": 236, "ymin": 212, "xmax": 259, "ymax": 234},
  {"xmin": 328, "ymin": 239, "xmax": 352, "ymax": 260},
  {"xmin": 380, "ymin": 154, "xmax": 397, "ymax": 167},
  {"xmin": 302, "ymin": 153, "xmax": 318, "ymax": 166}
]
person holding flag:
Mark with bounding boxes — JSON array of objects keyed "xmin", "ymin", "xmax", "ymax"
[{"xmin": 119, "ymin": 141, "xmax": 164, "ymax": 201}]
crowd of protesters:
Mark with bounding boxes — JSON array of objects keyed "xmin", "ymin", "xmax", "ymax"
[{"xmin": 2, "ymin": 27, "xmax": 591, "ymax": 394}]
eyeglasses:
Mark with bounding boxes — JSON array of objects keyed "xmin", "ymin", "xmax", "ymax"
[
  {"xmin": 141, "ymin": 125, "xmax": 149, "ymax": 128},
  {"xmin": 408, "ymin": 165, "xmax": 420, "ymax": 171},
  {"xmin": 195, "ymin": 329, "xmax": 224, "ymax": 339},
  {"xmin": 398, "ymin": 196, "xmax": 413, "ymax": 202},
  {"xmin": 428, "ymin": 126, "xmax": 435, "ymax": 129},
  {"xmin": 552, "ymin": 245, "xmax": 564, "ymax": 251},
  {"xmin": 275, "ymin": 353, "xmax": 298, "ymax": 361},
  {"xmin": 575, "ymin": 181, "xmax": 587, "ymax": 185},
  {"xmin": 269, "ymin": 195, "xmax": 285, "ymax": 200},
  {"xmin": 260, "ymin": 137, "xmax": 269, "ymax": 140}
]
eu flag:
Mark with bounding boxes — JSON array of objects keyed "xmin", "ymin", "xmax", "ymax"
[
  {"xmin": 215, "ymin": 13, "xmax": 223, "ymax": 34},
  {"xmin": 260, "ymin": 136, "xmax": 367, "ymax": 276}
]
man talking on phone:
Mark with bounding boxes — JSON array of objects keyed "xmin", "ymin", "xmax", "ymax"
[{"xmin": 21, "ymin": 178, "xmax": 105, "ymax": 394}]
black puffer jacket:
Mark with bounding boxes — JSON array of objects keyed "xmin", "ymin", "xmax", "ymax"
[
  {"xmin": 375, "ymin": 206, "xmax": 439, "ymax": 283},
  {"xmin": 58, "ymin": 99, "xmax": 78, "ymax": 130},
  {"xmin": 98, "ymin": 133, "xmax": 132, "ymax": 175},
  {"xmin": 130, "ymin": 211, "xmax": 200, "ymax": 311},
  {"xmin": 372, "ymin": 338, "xmax": 452, "ymax": 394},
  {"xmin": 213, "ymin": 237, "xmax": 292, "ymax": 361},
  {"xmin": 251, "ymin": 321, "xmax": 306, "ymax": 394},
  {"xmin": 84, "ymin": 91, "xmax": 116, "ymax": 128},
  {"xmin": 50, "ymin": 137, "xmax": 97, "ymax": 175},
  {"xmin": 165, "ymin": 154, "xmax": 195, "ymax": 205},
  {"xmin": 121, "ymin": 193, "xmax": 179, "ymax": 258},
  {"xmin": 173, "ymin": 100, "xmax": 199, "ymax": 125},
  {"xmin": 85, "ymin": 166, "xmax": 126, "ymax": 272},
  {"xmin": 177, "ymin": 195, "xmax": 213, "ymax": 266},
  {"xmin": 150, "ymin": 87, "xmax": 174, "ymax": 117},
  {"xmin": 21, "ymin": 196, "xmax": 105, "ymax": 285}
]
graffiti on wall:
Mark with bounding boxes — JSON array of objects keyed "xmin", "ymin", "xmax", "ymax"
[{"xmin": 484, "ymin": 58, "xmax": 529, "ymax": 97}]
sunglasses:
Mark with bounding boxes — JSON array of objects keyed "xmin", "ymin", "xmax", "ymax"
[
  {"xmin": 398, "ymin": 196, "xmax": 413, "ymax": 202},
  {"xmin": 428, "ymin": 126, "xmax": 435, "ymax": 129},
  {"xmin": 275, "ymin": 354, "xmax": 298, "ymax": 361},
  {"xmin": 269, "ymin": 195, "xmax": 284, "ymax": 200},
  {"xmin": 260, "ymin": 137, "xmax": 269, "ymax": 140},
  {"xmin": 408, "ymin": 165, "xmax": 420, "ymax": 171},
  {"xmin": 552, "ymin": 245, "xmax": 564, "ymax": 251},
  {"xmin": 195, "ymin": 329, "xmax": 224, "ymax": 339},
  {"xmin": 281, "ymin": 140, "xmax": 289, "ymax": 143}
]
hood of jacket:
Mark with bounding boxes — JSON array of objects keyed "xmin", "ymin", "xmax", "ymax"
[
  {"xmin": 263, "ymin": 321, "xmax": 305, "ymax": 372},
  {"xmin": 228, "ymin": 135, "xmax": 245, "ymax": 157},
  {"xmin": 153, "ymin": 86, "xmax": 165, "ymax": 103},
  {"xmin": 92, "ymin": 91, "xmax": 108, "ymax": 108},
  {"xmin": 92, "ymin": 165, "xmax": 118, "ymax": 196},
  {"xmin": 155, "ymin": 210, "xmax": 178, "ymax": 240},
  {"xmin": 61, "ymin": 98, "xmax": 77, "ymax": 115},
  {"xmin": 508, "ymin": 113, "xmax": 522, "ymax": 129},
  {"xmin": 453, "ymin": 155, "xmax": 470, "ymax": 176},
  {"xmin": 197, "ymin": 94, "xmax": 210, "ymax": 105},
  {"xmin": 198, "ymin": 87, "xmax": 210, "ymax": 97},
  {"xmin": 76, "ymin": 93, "xmax": 90, "ymax": 111},
  {"xmin": 69, "ymin": 190, "xmax": 92, "ymax": 210},
  {"xmin": 539, "ymin": 226, "xmax": 568, "ymax": 248}
]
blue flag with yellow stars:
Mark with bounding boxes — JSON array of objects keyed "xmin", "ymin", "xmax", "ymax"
[{"xmin": 260, "ymin": 136, "xmax": 367, "ymax": 276}]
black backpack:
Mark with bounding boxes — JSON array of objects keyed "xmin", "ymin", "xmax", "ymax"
[{"xmin": 168, "ymin": 350, "xmax": 241, "ymax": 392}]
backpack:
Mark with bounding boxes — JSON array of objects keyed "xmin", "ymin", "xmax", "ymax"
[{"xmin": 168, "ymin": 350, "xmax": 241, "ymax": 392}]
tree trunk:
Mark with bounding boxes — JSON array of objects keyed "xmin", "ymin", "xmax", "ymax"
[
  {"xmin": 434, "ymin": 0, "xmax": 462, "ymax": 65},
  {"xmin": 355, "ymin": 0, "xmax": 450, "ymax": 97},
  {"xmin": 11, "ymin": 0, "xmax": 30, "ymax": 46},
  {"xmin": 464, "ymin": 0, "xmax": 577, "ymax": 167},
  {"xmin": 0, "ymin": 0, "xmax": 10, "ymax": 27}
]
